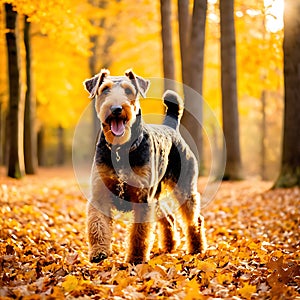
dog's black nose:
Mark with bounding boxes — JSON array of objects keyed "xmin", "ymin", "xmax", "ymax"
[{"xmin": 110, "ymin": 105, "xmax": 122, "ymax": 116}]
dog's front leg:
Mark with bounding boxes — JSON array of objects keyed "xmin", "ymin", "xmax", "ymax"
[
  {"xmin": 87, "ymin": 164, "xmax": 113, "ymax": 262},
  {"xmin": 87, "ymin": 202, "xmax": 112, "ymax": 262}
]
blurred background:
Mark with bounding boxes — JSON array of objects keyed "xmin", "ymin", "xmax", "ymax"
[{"xmin": 0, "ymin": 0, "xmax": 284, "ymax": 180}]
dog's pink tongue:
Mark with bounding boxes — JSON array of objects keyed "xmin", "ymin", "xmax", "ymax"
[{"xmin": 111, "ymin": 119, "xmax": 125, "ymax": 136}]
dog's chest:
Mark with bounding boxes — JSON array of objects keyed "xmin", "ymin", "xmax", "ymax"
[
  {"xmin": 96, "ymin": 141, "xmax": 152, "ymax": 198},
  {"xmin": 95, "ymin": 128, "xmax": 174, "ymax": 203}
]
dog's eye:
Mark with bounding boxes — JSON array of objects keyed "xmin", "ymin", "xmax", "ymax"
[
  {"xmin": 101, "ymin": 86, "xmax": 110, "ymax": 95},
  {"xmin": 125, "ymin": 87, "xmax": 133, "ymax": 95}
]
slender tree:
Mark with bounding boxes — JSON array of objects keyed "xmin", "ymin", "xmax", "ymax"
[
  {"xmin": 89, "ymin": 0, "xmax": 114, "ymax": 144},
  {"xmin": 5, "ymin": 3, "xmax": 24, "ymax": 178},
  {"xmin": 56, "ymin": 125, "xmax": 65, "ymax": 165},
  {"xmin": 260, "ymin": 90, "xmax": 267, "ymax": 180},
  {"xmin": 0, "ymin": 98, "xmax": 3, "ymax": 165},
  {"xmin": 274, "ymin": 0, "xmax": 300, "ymax": 188},
  {"xmin": 160, "ymin": 0, "xmax": 175, "ymax": 91},
  {"xmin": 178, "ymin": 0, "xmax": 190, "ymax": 85},
  {"xmin": 188, "ymin": 0, "xmax": 207, "ymax": 96},
  {"xmin": 220, "ymin": 0, "xmax": 243, "ymax": 180},
  {"xmin": 178, "ymin": 0, "xmax": 207, "ymax": 171},
  {"xmin": 24, "ymin": 16, "xmax": 37, "ymax": 174},
  {"xmin": 37, "ymin": 126, "xmax": 45, "ymax": 166}
]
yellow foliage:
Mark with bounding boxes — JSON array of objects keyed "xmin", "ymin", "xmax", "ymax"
[
  {"xmin": 184, "ymin": 278, "xmax": 204, "ymax": 300},
  {"xmin": 196, "ymin": 260, "xmax": 217, "ymax": 273},
  {"xmin": 148, "ymin": 256, "xmax": 164, "ymax": 268},
  {"xmin": 0, "ymin": 0, "xmax": 95, "ymax": 56},
  {"xmin": 0, "ymin": 171, "xmax": 300, "ymax": 298},
  {"xmin": 0, "ymin": 0, "xmax": 284, "ymax": 135},
  {"xmin": 61, "ymin": 274, "xmax": 79, "ymax": 292},
  {"xmin": 32, "ymin": 32, "xmax": 89, "ymax": 128},
  {"xmin": 237, "ymin": 282, "xmax": 257, "ymax": 298}
]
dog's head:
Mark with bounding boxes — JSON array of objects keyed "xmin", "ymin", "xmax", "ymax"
[{"xmin": 84, "ymin": 69, "xmax": 150, "ymax": 145}]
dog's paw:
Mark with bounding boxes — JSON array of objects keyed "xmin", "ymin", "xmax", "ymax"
[{"xmin": 90, "ymin": 252, "xmax": 108, "ymax": 263}]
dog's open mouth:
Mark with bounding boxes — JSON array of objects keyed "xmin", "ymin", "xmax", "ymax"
[{"xmin": 110, "ymin": 118, "xmax": 126, "ymax": 137}]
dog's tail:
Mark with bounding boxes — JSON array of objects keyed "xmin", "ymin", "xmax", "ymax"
[{"xmin": 163, "ymin": 90, "xmax": 184, "ymax": 130}]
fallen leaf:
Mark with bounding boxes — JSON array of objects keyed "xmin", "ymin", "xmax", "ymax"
[
  {"xmin": 61, "ymin": 275, "xmax": 79, "ymax": 292},
  {"xmin": 237, "ymin": 282, "xmax": 256, "ymax": 298}
]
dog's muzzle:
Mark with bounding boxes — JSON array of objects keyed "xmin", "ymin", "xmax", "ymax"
[{"xmin": 108, "ymin": 105, "xmax": 126, "ymax": 137}]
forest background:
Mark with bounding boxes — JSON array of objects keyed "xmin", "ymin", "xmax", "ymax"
[
  {"xmin": 0, "ymin": 0, "xmax": 285, "ymax": 181},
  {"xmin": 1, "ymin": 1, "xmax": 300, "ymax": 299}
]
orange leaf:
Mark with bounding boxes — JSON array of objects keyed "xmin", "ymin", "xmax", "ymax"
[
  {"xmin": 238, "ymin": 283, "xmax": 256, "ymax": 298},
  {"xmin": 61, "ymin": 275, "xmax": 79, "ymax": 292}
]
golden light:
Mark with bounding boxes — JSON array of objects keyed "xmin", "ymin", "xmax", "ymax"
[{"xmin": 264, "ymin": 0, "xmax": 284, "ymax": 32}]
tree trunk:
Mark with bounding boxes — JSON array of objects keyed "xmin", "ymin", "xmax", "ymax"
[
  {"xmin": 5, "ymin": 3, "xmax": 24, "ymax": 179},
  {"xmin": 178, "ymin": 0, "xmax": 190, "ymax": 86},
  {"xmin": 89, "ymin": 0, "xmax": 114, "ymax": 145},
  {"xmin": 220, "ymin": 0, "xmax": 243, "ymax": 180},
  {"xmin": 56, "ymin": 125, "xmax": 65, "ymax": 166},
  {"xmin": 37, "ymin": 126, "xmax": 45, "ymax": 166},
  {"xmin": 188, "ymin": 0, "xmax": 207, "ymax": 96},
  {"xmin": 89, "ymin": 0, "xmax": 101, "ymax": 145},
  {"xmin": 180, "ymin": 0, "xmax": 207, "ymax": 173},
  {"xmin": 260, "ymin": 90, "xmax": 267, "ymax": 180},
  {"xmin": 90, "ymin": 35, "xmax": 100, "ymax": 147},
  {"xmin": 24, "ymin": 16, "xmax": 37, "ymax": 174},
  {"xmin": 274, "ymin": 0, "xmax": 300, "ymax": 188},
  {"xmin": 3, "ymin": 114, "xmax": 9, "ymax": 166},
  {"xmin": 160, "ymin": 0, "xmax": 175, "ymax": 91},
  {"xmin": 0, "ymin": 100, "xmax": 3, "ymax": 165}
]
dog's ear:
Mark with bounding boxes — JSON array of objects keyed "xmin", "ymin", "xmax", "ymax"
[
  {"xmin": 125, "ymin": 69, "xmax": 150, "ymax": 98},
  {"xmin": 83, "ymin": 69, "xmax": 110, "ymax": 98}
]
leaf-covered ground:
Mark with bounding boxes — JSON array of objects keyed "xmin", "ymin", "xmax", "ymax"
[{"xmin": 0, "ymin": 168, "xmax": 299, "ymax": 299}]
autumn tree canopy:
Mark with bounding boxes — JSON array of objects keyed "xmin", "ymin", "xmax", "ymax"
[{"xmin": 0, "ymin": 0, "xmax": 285, "ymax": 179}]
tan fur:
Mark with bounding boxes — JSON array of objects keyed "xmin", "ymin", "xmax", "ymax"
[{"xmin": 95, "ymin": 80, "xmax": 139, "ymax": 145}]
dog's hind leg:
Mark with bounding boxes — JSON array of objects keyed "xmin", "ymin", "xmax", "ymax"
[
  {"xmin": 157, "ymin": 213, "xmax": 177, "ymax": 253},
  {"xmin": 156, "ymin": 197, "xmax": 178, "ymax": 252},
  {"xmin": 175, "ymin": 190, "xmax": 207, "ymax": 254}
]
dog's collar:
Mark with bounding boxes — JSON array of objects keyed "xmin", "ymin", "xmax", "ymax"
[
  {"xmin": 105, "ymin": 133, "xmax": 143, "ymax": 153},
  {"xmin": 105, "ymin": 133, "xmax": 143, "ymax": 162}
]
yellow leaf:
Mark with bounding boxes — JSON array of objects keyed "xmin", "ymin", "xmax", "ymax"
[
  {"xmin": 144, "ymin": 279, "xmax": 154, "ymax": 292},
  {"xmin": 238, "ymin": 283, "xmax": 256, "ymax": 298},
  {"xmin": 50, "ymin": 286, "xmax": 65, "ymax": 299},
  {"xmin": 62, "ymin": 274, "xmax": 79, "ymax": 292},
  {"xmin": 184, "ymin": 278, "xmax": 204, "ymax": 300},
  {"xmin": 182, "ymin": 254, "xmax": 193, "ymax": 262},
  {"xmin": 217, "ymin": 273, "xmax": 233, "ymax": 284},
  {"xmin": 148, "ymin": 256, "xmax": 164, "ymax": 268},
  {"xmin": 112, "ymin": 270, "xmax": 129, "ymax": 285},
  {"xmin": 248, "ymin": 241, "xmax": 259, "ymax": 250},
  {"xmin": 176, "ymin": 263, "xmax": 182, "ymax": 271},
  {"xmin": 196, "ymin": 260, "xmax": 216, "ymax": 273}
]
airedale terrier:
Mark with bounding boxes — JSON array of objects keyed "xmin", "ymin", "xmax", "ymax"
[{"xmin": 84, "ymin": 69, "xmax": 207, "ymax": 264}]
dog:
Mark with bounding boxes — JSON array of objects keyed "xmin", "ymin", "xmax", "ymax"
[{"xmin": 83, "ymin": 69, "xmax": 207, "ymax": 264}]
